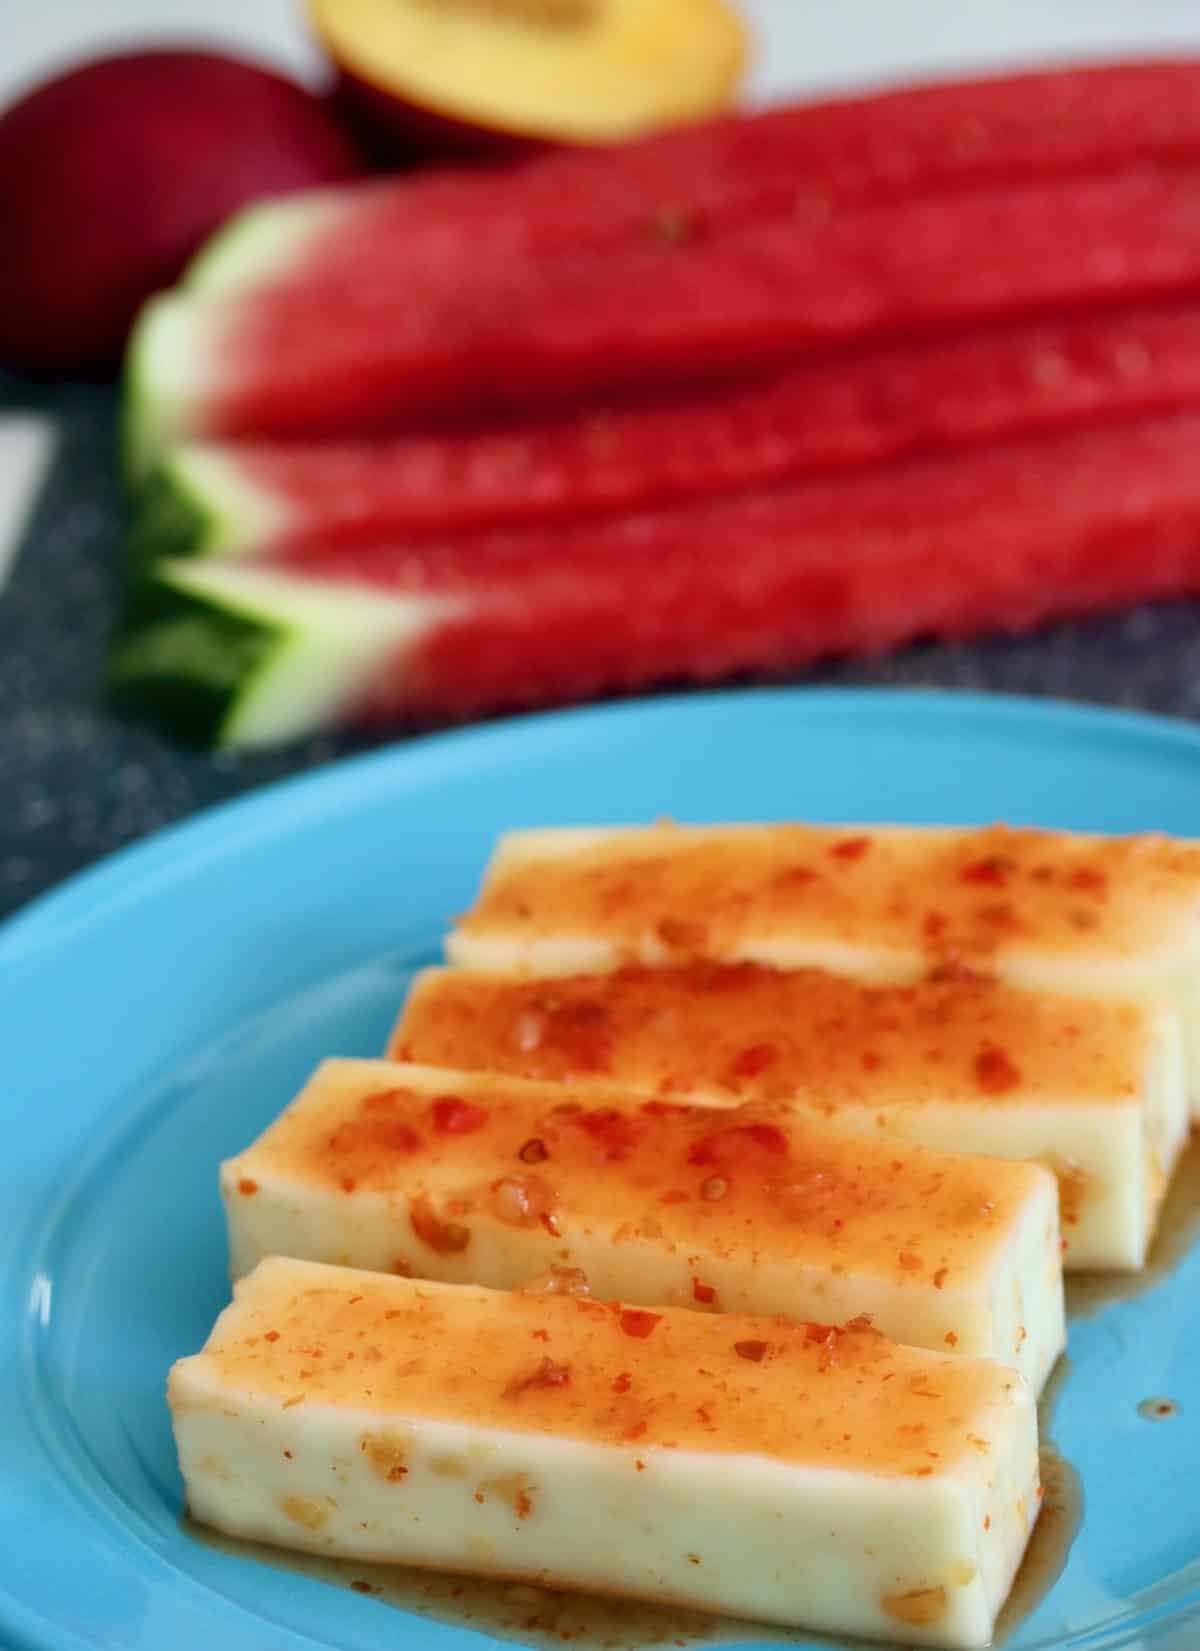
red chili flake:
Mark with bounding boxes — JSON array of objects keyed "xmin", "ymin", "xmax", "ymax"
[
  {"xmin": 619, "ymin": 1309, "xmax": 662, "ymax": 1340},
  {"xmin": 1069, "ymin": 866, "xmax": 1108, "ymax": 894},
  {"xmin": 532, "ymin": 1329, "xmax": 550, "ymax": 1342},
  {"xmin": 283, "ymin": 1449, "xmax": 293, "ymax": 1459},
  {"xmin": 899, "ymin": 1251, "xmax": 923, "ymax": 1272},
  {"xmin": 728, "ymin": 1043, "xmax": 779, "ymax": 1079},
  {"xmin": 692, "ymin": 1280, "xmax": 717, "ymax": 1305},
  {"xmin": 831, "ymin": 836, "xmax": 871, "ymax": 861},
  {"xmin": 774, "ymin": 865, "xmax": 817, "ymax": 887},
  {"xmin": 641, "ymin": 1099, "xmax": 678, "ymax": 1116},
  {"xmin": 803, "ymin": 1322, "xmax": 843, "ymax": 1370},
  {"xmin": 341, "ymin": 1177, "xmax": 357, "ymax": 1193},
  {"xmin": 734, "ymin": 1339, "xmax": 769, "ymax": 1362},
  {"xmin": 431, "ymin": 1096, "xmax": 489, "ymax": 1134},
  {"xmin": 960, "ymin": 856, "xmax": 1013, "ymax": 887},
  {"xmin": 624, "ymin": 1420, "xmax": 648, "ymax": 1440},
  {"xmin": 922, "ymin": 911, "xmax": 948, "ymax": 941},
  {"xmin": 933, "ymin": 1267, "xmax": 948, "ymax": 1290},
  {"xmin": 409, "ymin": 1194, "xmax": 471, "ymax": 1254},
  {"xmin": 519, "ymin": 1138, "xmax": 549, "ymax": 1164},
  {"xmin": 696, "ymin": 1405, "xmax": 712, "ymax": 1424},
  {"xmin": 656, "ymin": 917, "xmax": 709, "ymax": 952},
  {"xmin": 516, "ymin": 1490, "xmax": 533, "ymax": 1519},
  {"xmin": 660, "ymin": 1188, "xmax": 690, "ymax": 1205},
  {"xmin": 976, "ymin": 902, "xmax": 1017, "ymax": 929},
  {"xmin": 861, "ymin": 1051, "xmax": 882, "ymax": 1072},
  {"xmin": 689, "ymin": 1123, "xmax": 788, "ymax": 1166},
  {"xmin": 571, "ymin": 1108, "xmax": 641, "ymax": 1162},
  {"xmin": 237, "ymin": 1178, "xmax": 259, "ymax": 1196},
  {"xmin": 975, "ymin": 1043, "xmax": 1022, "ymax": 1095},
  {"xmin": 612, "ymin": 1372, "xmax": 632, "ymax": 1393},
  {"xmin": 264, "ymin": 1331, "xmax": 280, "ymax": 1343},
  {"xmin": 984, "ymin": 1515, "xmax": 992, "ymax": 1531},
  {"xmin": 381, "ymin": 1122, "xmax": 424, "ymax": 1154},
  {"xmin": 503, "ymin": 1356, "xmax": 572, "ymax": 1399}
]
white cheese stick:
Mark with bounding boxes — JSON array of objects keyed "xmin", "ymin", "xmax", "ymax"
[
  {"xmin": 170, "ymin": 1257, "xmax": 1041, "ymax": 1649},
  {"xmin": 446, "ymin": 823, "xmax": 1200, "ymax": 1114},
  {"xmin": 393, "ymin": 964, "xmax": 1187, "ymax": 1270},
  {"xmin": 223, "ymin": 1060, "xmax": 1065, "ymax": 1394}
]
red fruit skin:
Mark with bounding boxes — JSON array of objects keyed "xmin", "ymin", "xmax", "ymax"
[
  {"xmin": 333, "ymin": 66, "xmax": 550, "ymax": 166},
  {"xmin": 0, "ymin": 50, "xmax": 365, "ymax": 377}
]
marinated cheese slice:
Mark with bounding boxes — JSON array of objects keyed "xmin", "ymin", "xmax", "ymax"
[
  {"xmin": 223, "ymin": 1059, "xmax": 1064, "ymax": 1393},
  {"xmin": 447, "ymin": 823, "xmax": 1200, "ymax": 1113},
  {"xmin": 393, "ymin": 963, "xmax": 1187, "ymax": 1269},
  {"xmin": 170, "ymin": 1257, "xmax": 1041, "ymax": 1649}
]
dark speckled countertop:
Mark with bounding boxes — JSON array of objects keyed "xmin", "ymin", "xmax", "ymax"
[{"xmin": 5, "ymin": 373, "xmax": 1200, "ymax": 925}]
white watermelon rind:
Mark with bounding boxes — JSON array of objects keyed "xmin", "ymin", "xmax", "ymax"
[{"xmin": 109, "ymin": 557, "xmax": 453, "ymax": 748}]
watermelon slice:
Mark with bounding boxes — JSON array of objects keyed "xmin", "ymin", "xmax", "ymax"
[
  {"xmin": 130, "ymin": 301, "xmax": 1200, "ymax": 561},
  {"xmin": 187, "ymin": 59, "xmax": 1200, "ymax": 298},
  {"xmin": 124, "ymin": 163, "xmax": 1200, "ymax": 477},
  {"xmin": 109, "ymin": 411, "xmax": 1200, "ymax": 748}
]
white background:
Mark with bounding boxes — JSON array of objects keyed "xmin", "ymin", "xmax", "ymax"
[{"xmin": 4, "ymin": 1, "xmax": 1199, "ymax": 110}]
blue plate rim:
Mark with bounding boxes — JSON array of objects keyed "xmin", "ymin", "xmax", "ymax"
[{"xmin": 5, "ymin": 684, "xmax": 1200, "ymax": 961}]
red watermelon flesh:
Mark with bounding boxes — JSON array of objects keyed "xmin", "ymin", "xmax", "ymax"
[
  {"xmin": 153, "ymin": 300, "xmax": 1200, "ymax": 556},
  {"xmin": 191, "ymin": 59, "xmax": 1200, "ymax": 298},
  {"xmin": 115, "ymin": 411, "xmax": 1200, "ymax": 747},
  {"xmin": 131, "ymin": 162, "xmax": 1200, "ymax": 465},
  {"xmin": 338, "ymin": 412, "xmax": 1200, "ymax": 721}
]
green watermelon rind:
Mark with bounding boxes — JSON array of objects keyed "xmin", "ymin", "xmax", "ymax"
[
  {"xmin": 125, "ymin": 458, "xmax": 219, "ymax": 568},
  {"xmin": 108, "ymin": 559, "xmax": 450, "ymax": 748},
  {"xmin": 126, "ymin": 447, "xmax": 291, "ymax": 567},
  {"xmin": 120, "ymin": 295, "xmax": 198, "ymax": 490},
  {"xmin": 120, "ymin": 295, "xmax": 227, "ymax": 489},
  {"xmin": 119, "ymin": 306, "xmax": 157, "ymax": 492},
  {"xmin": 107, "ymin": 566, "xmax": 285, "ymax": 748}
]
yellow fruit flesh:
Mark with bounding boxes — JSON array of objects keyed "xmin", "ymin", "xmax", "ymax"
[{"xmin": 309, "ymin": 0, "xmax": 749, "ymax": 144}]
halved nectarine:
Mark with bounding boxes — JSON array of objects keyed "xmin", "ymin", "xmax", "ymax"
[{"xmin": 309, "ymin": 0, "xmax": 749, "ymax": 158}]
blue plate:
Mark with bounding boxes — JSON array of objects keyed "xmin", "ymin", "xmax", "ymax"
[{"xmin": 4, "ymin": 687, "xmax": 1200, "ymax": 1651}]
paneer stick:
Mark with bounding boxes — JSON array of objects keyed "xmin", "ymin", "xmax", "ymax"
[
  {"xmin": 223, "ymin": 1059, "xmax": 1064, "ymax": 1393},
  {"xmin": 393, "ymin": 963, "xmax": 1187, "ymax": 1270},
  {"xmin": 448, "ymin": 822, "xmax": 1200, "ymax": 1116},
  {"xmin": 170, "ymin": 1258, "xmax": 1041, "ymax": 1649}
]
